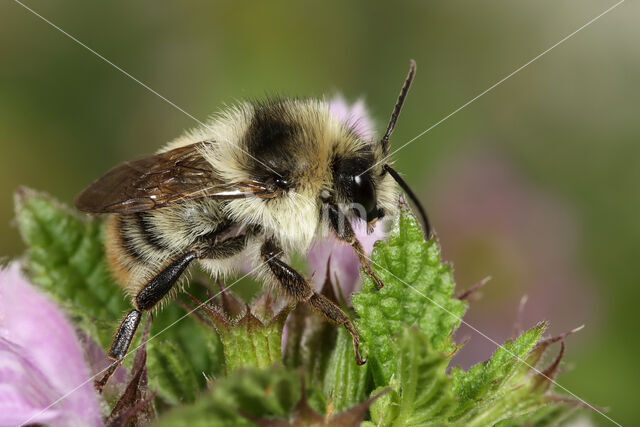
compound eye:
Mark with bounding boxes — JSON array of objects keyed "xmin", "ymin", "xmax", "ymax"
[{"xmin": 351, "ymin": 174, "xmax": 378, "ymax": 221}]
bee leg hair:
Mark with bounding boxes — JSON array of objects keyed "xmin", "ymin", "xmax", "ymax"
[
  {"xmin": 95, "ymin": 250, "xmax": 198, "ymax": 392},
  {"xmin": 198, "ymin": 233, "xmax": 247, "ymax": 259},
  {"xmin": 261, "ymin": 240, "xmax": 366, "ymax": 365},
  {"xmin": 326, "ymin": 202, "xmax": 385, "ymax": 289}
]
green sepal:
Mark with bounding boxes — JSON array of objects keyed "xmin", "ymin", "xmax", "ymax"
[
  {"xmin": 283, "ymin": 302, "xmax": 337, "ymax": 387},
  {"xmin": 322, "ymin": 327, "xmax": 372, "ymax": 414},
  {"xmin": 190, "ymin": 292, "xmax": 293, "ymax": 373}
]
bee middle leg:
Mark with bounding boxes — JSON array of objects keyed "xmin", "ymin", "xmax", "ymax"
[{"xmin": 260, "ymin": 240, "xmax": 365, "ymax": 365}]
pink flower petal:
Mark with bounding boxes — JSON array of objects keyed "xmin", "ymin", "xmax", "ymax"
[
  {"xmin": 328, "ymin": 95, "xmax": 375, "ymax": 139},
  {"xmin": 0, "ymin": 338, "xmax": 61, "ymax": 425},
  {"xmin": 308, "ymin": 220, "xmax": 389, "ymax": 302},
  {"xmin": 0, "ymin": 263, "xmax": 102, "ymax": 426}
]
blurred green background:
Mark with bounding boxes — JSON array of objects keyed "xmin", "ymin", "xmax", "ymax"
[{"xmin": 1, "ymin": 1, "xmax": 637, "ymax": 424}]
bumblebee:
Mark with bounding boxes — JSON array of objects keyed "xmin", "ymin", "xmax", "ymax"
[{"xmin": 75, "ymin": 61, "xmax": 430, "ymax": 389}]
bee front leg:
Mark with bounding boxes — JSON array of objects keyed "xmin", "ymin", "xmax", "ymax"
[
  {"xmin": 325, "ymin": 202, "xmax": 385, "ymax": 289},
  {"xmin": 260, "ymin": 240, "xmax": 366, "ymax": 365},
  {"xmin": 95, "ymin": 250, "xmax": 198, "ymax": 391}
]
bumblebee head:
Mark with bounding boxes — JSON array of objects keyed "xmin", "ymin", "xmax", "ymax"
[
  {"xmin": 330, "ymin": 60, "xmax": 431, "ymax": 237},
  {"xmin": 332, "ymin": 154, "xmax": 384, "ymax": 224}
]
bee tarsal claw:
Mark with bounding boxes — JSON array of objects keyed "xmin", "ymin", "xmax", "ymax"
[{"xmin": 94, "ymin": 362, "xmax": 118, "ymax": 393}]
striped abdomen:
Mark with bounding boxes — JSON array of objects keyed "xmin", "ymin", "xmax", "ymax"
[{"xmin": 104, "ymin": 200, "xmax": 226, "ymax": 296}]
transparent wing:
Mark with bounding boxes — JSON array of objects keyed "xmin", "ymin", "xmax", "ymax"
[{"xmin": 75, "ymin": 143, "xmax": 277, "ymax": 213}]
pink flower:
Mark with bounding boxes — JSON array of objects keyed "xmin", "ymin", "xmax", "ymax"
[
  {"xmin": 328, "ymin": 95, "xmax": 375, "ymax": 140},
  {"xmin": 0, "ymin": 263, "xmax": 102, "ymax": 426},
  {"xmin": 428, "ymin": 149, "xmax": 593, "ymax": 367},
  {"xmin": 308, "ymin": 220, "xmax": 389, "ymax": 301}
]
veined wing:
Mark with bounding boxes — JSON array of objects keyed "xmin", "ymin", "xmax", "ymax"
[{"xmin": 75, "ymin": 142, "xmax": 278, "ymax": 213}]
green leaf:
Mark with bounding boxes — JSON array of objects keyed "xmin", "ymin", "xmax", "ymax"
[
  {"xmin": 148, "ymin": 302, "xmax": 226, "ymax": 389},
  {"xmin": 352, "ymin": 205, "xmax": 467, "ymax": 385},
  {"xmin": 353, "ymin": 208, "xmax": 573, "ymax": 425},
  {"xmin": 154, "ymin": 367, "xmax": 301, "ymax": 426},
  {"xmin": 14, "ymin": 188, "xmax": 128, "ymax": 346},
  {"xmin": 450, "ymin": 322, "xmax": 552, "ymax": 425},
  {"xmin": 368, "ymin": 327, "xmax": 456, "ymax": 427},
  {"xmin": 284, "ymin": 273, "xmax": 360, "ymax": 413}
]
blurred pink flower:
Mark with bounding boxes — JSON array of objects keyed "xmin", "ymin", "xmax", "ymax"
[
  {"xmin": 308, "ymin": 220, "xmax": 389, "ymax": 301},
  {"xmin": 428, "ymin": 148, "xmax": 594, "ymax": 367},
  {"xmin": 0, "ymin": 263, "xmax": 102, "ymax": 426},
  {"xmin": 328, "ymin": 95, "xmax": 375, "ymax": 140}
]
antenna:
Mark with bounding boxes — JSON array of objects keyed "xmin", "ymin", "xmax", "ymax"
[{"xmin": 380, "ymin": 60, "xmax": 416, "ymax": 155}]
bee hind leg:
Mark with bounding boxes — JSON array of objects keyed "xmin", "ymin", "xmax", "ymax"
[
  {"xmin": 95, "ymin": 250, "xmax": 198, "ymax": 392},
  {"xmin": 95, "ymin": 234, "xmax": 249, "ymax": 391},
  {"xmin": 260, "ymin": 240, "xmax": 366, "ymax": 365},
  {"xmin": 95, "ymin": 309, "xmax": 141, "ymax": 391}
]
